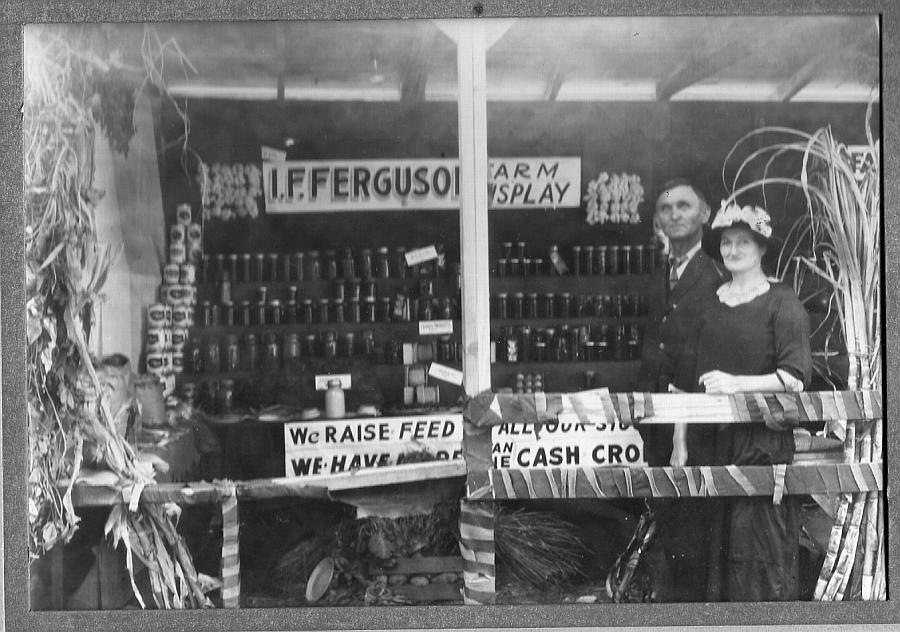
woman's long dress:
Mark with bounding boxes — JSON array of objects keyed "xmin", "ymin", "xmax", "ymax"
[{"xmin": 694, "ymin": 283, "xmax": 812, "ymax": 601}]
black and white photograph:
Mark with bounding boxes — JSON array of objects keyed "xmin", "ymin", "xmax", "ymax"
[{"xmin": 5, "ymin": 4, "xmax": 897, "ymax": 631}]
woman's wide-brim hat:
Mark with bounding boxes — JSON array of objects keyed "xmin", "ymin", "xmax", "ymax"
[{"xmin": 701, "ymin": 201, "xmax": 775, "ymax": 262}]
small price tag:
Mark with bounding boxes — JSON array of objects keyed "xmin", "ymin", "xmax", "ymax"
[
  {"xmin": 405, "ymin": 245, "xmax": 439, "ymax": 266},
  {"xmin": 261, "ymin": 145, "xmax": 287, "ymax": 162},
  {"xmin": 419, "ymin": 320, "xmax": 454, "ymax": 336},
  {"xmin": 428, "ymin": 362, "xmax": 464, "ymax": 386},
  {"xmin": 314, "ymin": 374, "xmax": 352, "ymax": 391}
]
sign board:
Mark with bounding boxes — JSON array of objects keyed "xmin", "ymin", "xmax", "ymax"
[
  {"xmin": 261, "ymin": 157, "xmax": 580, "ymax": 212},
  {"xmin": 847, "ymin": 145, "xmax": 877, "ymax": 183},
  {"xmin": 419, "ymin": 320, "xmax": 454, "ymax": 336},
  {"xmin": 488, "ymin": 388, "xmax": 645, "ymax": 469},
  {"xmin": 490, "ymin": 421, "xmax": 645, "ymax": 469},
  {"xmin": 284, "ymin": 413, "xmax": 464, "ymax": 478}
]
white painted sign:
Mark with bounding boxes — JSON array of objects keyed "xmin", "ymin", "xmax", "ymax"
[
  {"xmin": 314, "ymin": 374, "xmax": 352, "ymax": 391},
  {"xmin": 489, "ymin": 388, "xmax": 644, "ymax": 469},
  {"xmin": 405, "ymin": 245, "xmax": 439, "ymax": 266},
  {"xmin": 488, "ymin": 157, "xmax": 581, "ymax": 209},
  {"xmin": 284, "ymin": 413, "xmax": 464, "ymax": 478},
  {"xmin": 261, "ymin": 156, "xmax": 580, "ymax": 212},
  {"xmin": 428, "ymin": 362, "xmax": 464, "ymax": 386},
  {"xmin": 261, "ymin": 145, "xmax": 287, "ymax": 163},
  {"xmin": 419, "ymin": 320, "xmax": 454, "ymax": 336}
]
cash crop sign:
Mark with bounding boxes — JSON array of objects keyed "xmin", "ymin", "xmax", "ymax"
[
  {"xmin": 262, "ymin": 156, "xmax": 580, "ymax": 212},
  {"xmin": 491, "ymin": 420, "xmax": 645, "ymax": 469},
  {"xmin": 283, "ymin": 413, "xmax": 463, "ymax": 478}
]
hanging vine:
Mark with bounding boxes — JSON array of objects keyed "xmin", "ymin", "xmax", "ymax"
[{"xmin": 25, "ymin": 24, "xmax": 211, "ymax": 607}]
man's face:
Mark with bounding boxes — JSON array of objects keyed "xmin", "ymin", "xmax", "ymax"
[{"xmin": 655, "ymin": 185, "xmax": 710, "ymax": 244}]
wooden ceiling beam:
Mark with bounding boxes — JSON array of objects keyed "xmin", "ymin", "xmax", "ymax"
[{"xmin": 655, "ymin": 30, "xmax": 752, "ymax": 101}]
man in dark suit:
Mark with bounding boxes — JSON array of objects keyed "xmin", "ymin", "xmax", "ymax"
[
  {"xmin": 636, "ymin": 178, "xmax": 727, "ymax": 601},
  {"xmin": 638, "ymin": 178, "xmax": 726, "ymax": 466}
]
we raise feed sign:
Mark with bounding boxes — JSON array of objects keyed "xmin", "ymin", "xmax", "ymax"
[
  {"xmin": 283, "ymin": 413, "xmax": 464, "ymax": 479},
  {"xmin": 262, "ymin": 156, "xmax": 580, "ymax": 212}
]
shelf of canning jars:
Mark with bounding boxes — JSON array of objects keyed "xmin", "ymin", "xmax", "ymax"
[
  {"xmin": 174, "ymin": 361, "xmax": 464, "ymax": 384},
  {"xmin": 490, "ymin": 360, "xmax": 642, "ymax": 392},
  {"xmin": 490, "ymin": 316, "xmax": 647, "ymax": 326},
  {"xmin": 488, "ymin": 274, "xmax": 657, "ymax": 292},
  {"xmin": 186, "ymin": 320, "xmax": 463, "ymax": 335},
  {"xmin": 491, "ymin": 360, "xmax": 641, "ymax": 370}
]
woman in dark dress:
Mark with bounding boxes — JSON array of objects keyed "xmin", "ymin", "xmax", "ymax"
[{"xmin": 671, "ymin": 202, "xmax": 812, "ymax": 601}]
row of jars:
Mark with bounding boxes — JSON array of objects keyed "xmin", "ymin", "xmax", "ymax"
[
  {"xmin": 185, "ymin": 332, "xmax": 462, "ymax": 374},
  {"xmin": 214, "ymin": 277, "xmax": 449, "ymax": 312},
  {"xmin": 198, "ymin": 292, "xmax": 460, "ymax": 328},
  {"xmin": 200, "ymin": 245, "xmax": 448, "ymax": 285},
  {"xmin": 495, "ymin": 244, "xmax": 657, "ymax": 277},
  {"xmin": 491, "ymin": 292, "xmax": 648, "ymax": 320},
  {"xmin": 493, "ymin": 323, "xmax": 643, "ymax": 363}
]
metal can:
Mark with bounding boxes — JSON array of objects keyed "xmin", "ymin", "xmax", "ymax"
[
  {"xmin": 172, "ymin": 351, "xmax": 184, "ymax": 374},
  {"xmin": 187, "ymin": 240, "xmax": 202, "ymax": 265},
  {"xmin": 176, "ymin": 203, "xmax": 192, "ymax": 225},
  {"xmin": 169, "ymin": 241, "xmax": 186, "ymax": 265},
  {"xmin": 148, "ymin": 303, "xmax": 168, "ymax": 328},
  {"xmin": 186, "ymin": 222, "xmax": 202, "ymax": 242},
  {"xmin": 146, "ymin": 351, "xmax": 167, "ymax": 374},
  {"xmin": 172, "ymin": 326, "xmax": 189, "ymax": 348},
  {"xmin": 163, "ymin": 264, "xmax": 180, "ymax": 285},
  {"xmin": 145, "ymin": 328, "xmax": 166, "ymax": 352},
  {"xmin": 169, "ymin": 224, "xmax": 186, "ymax": 244},
  {"xmin": 172, "ymin": 305, "xmax": 191, "ymax": 328},
  {"xmin": 179, "ymin": 263, "xmax": 196, "ymax": 285}
]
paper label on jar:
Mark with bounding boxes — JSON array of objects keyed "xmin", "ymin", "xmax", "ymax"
[
  {"xmin": 428, "ymin": 362, "xmax": 464, "ymax": 386},
  {"xmin": 315, "ymin": 374, "xmax": 352, "ymax": 391},
  {"xmin": 419, "ymin": 320, "xmax": 453, "ymax": 336},
  {"xmin": 405, "ymin": 245, "xmax": 438, "ymax": 266}
]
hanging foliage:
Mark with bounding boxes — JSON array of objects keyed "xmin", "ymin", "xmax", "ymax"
[{"xmin": 25, "ymin": 24, "xmax": 210, "ymax": 608}]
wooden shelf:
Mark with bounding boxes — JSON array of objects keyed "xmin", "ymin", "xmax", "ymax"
[
  {"xmin": 188, "ymin": 320, "xmax": 462, "ymax": 336},
  {"xmin": 490, "ymin": 316, "xmax": 647, "ymax": 326}
]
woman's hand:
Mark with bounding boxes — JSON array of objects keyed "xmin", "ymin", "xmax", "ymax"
[
  {"xmin": 698, "ymin": 370, "xmax": 741, "ymax": 394},
  {"xmin": 670, "ymin": 439, "xmax": 688, "ymax": 467},
  {"xmin": 670, "ymin": 422, "xmax": 688, "ymax": 467}
]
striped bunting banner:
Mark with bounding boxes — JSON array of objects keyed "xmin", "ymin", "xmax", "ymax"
[
  {"xmin": 487, "ymin": 463, "xmax": 883, "ymax": 500},
  {"xmin": 458, "ymin": 500, "xmax": 496, "ymax": 605},
  {"xmin": 220, "ymin": 482, "xmax": 240, "ymax": 608}
]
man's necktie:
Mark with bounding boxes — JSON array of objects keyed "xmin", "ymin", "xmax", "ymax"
[{"xmin": 668, "ymin": 255, "xmax": 686, "ymax": 290}]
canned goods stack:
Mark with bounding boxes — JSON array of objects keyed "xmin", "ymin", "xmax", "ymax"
[
  {"xmin": 494, "ymin": 239, "xmax": 659, "ymax": 276},
  {"xmin": 145, "ymin": 203, "xmax": 202, "ymax": 396}
]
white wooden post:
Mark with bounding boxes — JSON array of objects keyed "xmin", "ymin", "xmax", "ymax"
[{"xmin": 454, "ymin": 21, "xmax": 492, "ymax": 397}]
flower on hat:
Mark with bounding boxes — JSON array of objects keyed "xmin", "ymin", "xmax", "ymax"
[{"xmin": 711, "ymin": 201, "xmax": 773, "ymax": 239}]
